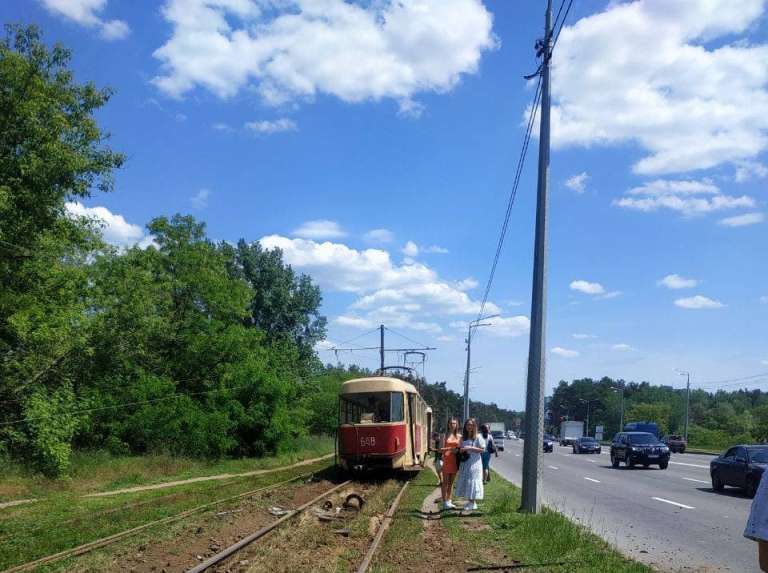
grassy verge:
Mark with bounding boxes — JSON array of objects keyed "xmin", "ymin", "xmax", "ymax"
[
  {"xmin": 0, "ymin": 457, "xmax": 336, "ymax": 571},
  {"xmin": 372, "ymin": 469, "xmax": 653, "ymax": 573},
  {"xmin": 0, "ymin": 435, "xmax": 333, "ymax": 501}
]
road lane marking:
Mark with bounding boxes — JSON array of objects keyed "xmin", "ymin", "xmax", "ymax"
[
  {"xmin": 682, "ymin": 477, "xmax": 709, "ymax": 484},
  {"xmin": 548, "ymin": 465, "xmax": 559, "ymax": 470},
  {"xmin": 651, "ymin": 497, "xmax": 694, "ymax": 509},
  {"xmin": 515, "ymin": 454, "xmax": 520, "ymax": 457},
  {"xmin": 584, "ymin": 477, "xmax": 601, "ymax": 483},
  {"xmin": 670, "ymin": 461, "xmax": 709, "ymax": 469},
  {"xmin": 586, "ymin": 459, "xmax": 596, "ymax": 463}
]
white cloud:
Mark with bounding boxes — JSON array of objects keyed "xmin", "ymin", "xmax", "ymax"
[
  {"xmin": 674, "ymin": 295, "xmax": 725, "ymax": 309},
  {"xmin": 424, "ymin": 245, "xmax": 449, "ymax": 254},
  {"xmin": 363, "ymin": 228, "xmax": 395, "ymax": 244},
  {"xmin": 572, "ymin": 333, "xmax": 596, "ymax": 340},
  {"xmin": 570, "ymin": 280, "xmax": 604, "ymax": 295},
  {"xmin": 259, "ymin": 234, "xmax": 500, "ymax": 334},
  {"xmin": 211, "ymin": 122, "xmax": 234, "ymax": 132},
  {"xmin": 244, "ymin": 118, "xmax": 297, "ymax": 135},
  {"xmin": 40, "ymin": 0, "xmax": 130, "ymax": 40},
  {"xmin": 614, "ymin": 178, "xmax": 755, "ymax": 217},
  {"xmin": 565, "ymin": 172, "xmax": 589, "ymax": 194},
  {"xmin": 66, "ymin": 202, "xmax": 149, "ymax": 247},
  {"xmin": 437, "ymin": 335, "xmax": 455, "ymax": 342},
  {"xmin": 506, "ymin": 300, "xmax": 523, "ymax": 307},
  {"xmin": 760, "ymin": 296, "xmax": 768, "ymax": 304},
  {"xmin": 550, "ymin": 0, "xmax": 768, "ymax": 175},
  {"xmin": 551, "ymin": 347, "xmax": 579, "ymax": 358},
  {"xmin": 315, "ymin": 339, "xmax": 337, "ymax": 351},
  {"xmin": 657, "ymin": 274, "xmax": 698, "ymax": 289},
  {"xmin": 482, "ymin": 315, "xmax": 530, "ymax": 338},
  {"xmin": 455, "ymin": 278, "xmax": 478, "ymax": 291},
  {"xmin": 761, "ymin": 359, "xmax": 768, "ymax": 366},
  {"xmin": 292, "ymin": 220, "xmax": 346, "ymax": 240},
  {"xmin": 191, "ymin": 188, "xmax": 210, "ymax": 210},
  {"xmin": 718, "ymin": 212, "xmax": 765, "ymax": 227},
  {"xmin": 735, "ymin": 161, "xmax": 768, "ymax": 183},
  {"xmin": 402, "ymin": 241, "xmax": 419, "ymax": 258},
  {"xmin": 611, "ymin": 343, "xmax": 635, "ymax": 351},
  {"xmin": 152, "ymin": 0, "xmax": 497, "ymax": 116}
]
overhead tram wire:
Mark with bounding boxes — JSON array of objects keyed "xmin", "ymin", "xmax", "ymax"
[
  {"xmin": 383, "ymin": 326, "xmax": 431, "ymax": 349},
  {"xmin": 476, "ymin": 73, "xmax": 543, "ymax": 320},
  {"xmin": 552, "ymin": 0, "xmax": 575, "ymax": 52}
]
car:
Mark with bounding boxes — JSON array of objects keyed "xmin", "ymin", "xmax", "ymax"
[
  {"xmin": 710, "ymin": 445, "xmax": 768, "ymax": 498},
  {"xmin": 662, "ymin": 434, "xmax": 687, "ymax": 453},
  {"xmin": 610, "ymin": 432, "xmax": 670, "ymax": 469},
  {"xmin": 491, "ymin": 430, "xmax": 505, "ymax": 451},
  {"xmin": 573, "ymin": 436, "xmax": 601, "ymax": 454},
  {"xmin": 543, "ymin": 434, "xmax": 555, "ymax": 452}
]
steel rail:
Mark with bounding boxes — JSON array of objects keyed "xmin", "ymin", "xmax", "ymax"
[
  {"xmin": 186, "ymin": 479, "xmax": 353, "ymax": 573},
  {"xmin": 354, "ymin": 480, "xmax": 409, "ymax": 573},
  {"xmin": 1, "ymin": 470, "xmax": 325, "ymax": 573}
]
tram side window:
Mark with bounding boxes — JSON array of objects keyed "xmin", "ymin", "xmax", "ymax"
[{"xmin": 341, "ymin": 392, "xmax": 404, "ymax": 423}]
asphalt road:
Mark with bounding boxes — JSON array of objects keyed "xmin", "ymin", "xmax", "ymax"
[{"xmin": 492, "ymin": 439, "xmax": 757, "ymax": 573}]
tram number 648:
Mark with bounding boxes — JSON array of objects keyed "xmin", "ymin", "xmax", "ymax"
[{"xmin": 360, "ymin": 436, "xmax": 376, "ymax": 447}]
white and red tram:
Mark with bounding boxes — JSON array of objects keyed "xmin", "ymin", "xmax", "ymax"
[{"xmin": 337, "ymin": 376, "xmax": 432, "ymax": 472}]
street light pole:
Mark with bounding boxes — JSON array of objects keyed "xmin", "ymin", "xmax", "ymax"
[
  {"xmin": 676, "ymin": 370, "xmax": 691, "ymax": 442},
  {"xmin": 463, "ymin": 315, "xmax": 499, "ymax": 421},
  {"xmin": 579, "ymin": 398, "xmax": 596, "ymax": 437},
  {"xmin": 521, "ymin": 0, "xmax": 552, "ymax": 514}
]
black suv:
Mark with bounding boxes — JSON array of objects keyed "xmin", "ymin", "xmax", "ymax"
[{"xmin": 611, "ymin": 432, "xmax": 670, "ymax": 469}]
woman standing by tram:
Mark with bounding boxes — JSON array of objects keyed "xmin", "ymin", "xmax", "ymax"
[
  {"xmin": 455, "ymin": 418, "xmax": 485, "ymax": 511},
  {"xmin": 439, "ymin": 417, "xmax": 460, "ymax": 510}
]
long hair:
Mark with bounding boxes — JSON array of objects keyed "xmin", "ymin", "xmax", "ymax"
[
  {"xmin": 445, "ymin": 417, "xmax": 459, "ymax": 438},
  {"xmin": 463, "ymin": 418, "xmax": 478, "ymax": 441}
]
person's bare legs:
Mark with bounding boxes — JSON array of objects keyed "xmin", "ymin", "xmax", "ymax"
[{"xmin": 759, "ymin": 540, "xmax": 768, "ymax": 572}]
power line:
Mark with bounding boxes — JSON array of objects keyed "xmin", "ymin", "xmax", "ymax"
[
  {"xmin": 551, "ymin": 0, "xmax": 574, "ymax": 52},
  {"xmin": 384, "ymin": 327, "xmax": 430, "ymax": 349},
  {"xmin": 477, "ymin": 73, "xmax": 543, "ymax": 320}
]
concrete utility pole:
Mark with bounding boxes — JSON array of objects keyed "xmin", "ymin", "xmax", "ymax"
[
  {"xmin": 521, "ymin": 0, "xmax": 552, "ymax": 514},
  {"xmin": 463, "ymin": 315, "xmax": 499, "ymax": 421},
  {"xmin": 379, "ymin": 324, "xmax": 385, "ymax": 372},
  {"xmin": 677, "ymin": 370, "xmax": 691, "ymax": 441}
]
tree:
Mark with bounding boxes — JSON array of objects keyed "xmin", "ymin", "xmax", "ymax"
[{"xmin": 0, "ymin": 25, "xmax": 124, "ymax": 475}]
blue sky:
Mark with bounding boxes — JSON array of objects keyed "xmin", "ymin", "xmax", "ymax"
[{"xmin": 4, "ymin": 0, "xmax": 767, "ymax": 409}]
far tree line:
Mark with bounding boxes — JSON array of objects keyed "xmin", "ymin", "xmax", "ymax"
[{"xmin": 548, "ymin": 377, "xmax": 767, "ymax": 449}]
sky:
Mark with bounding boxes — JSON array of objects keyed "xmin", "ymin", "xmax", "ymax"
[{"xmin": 3, "ymin": 0, "xmax": 767, "ymax": 409}]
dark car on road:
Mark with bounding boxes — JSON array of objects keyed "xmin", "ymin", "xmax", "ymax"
[
  {"xmin": 710, "ymin": 445, "xmax": 768, "ymax": 498},
  {"xmin": 662, "ymin": 434, "xmax": 687, "ymax": 453},
  {"xmin": 611, "ymin": 432, "xmax": 670, "ymax": 469},
  {"xmin": 543, "ymin": 434, "xmax": 555, "ymax": 453},
  {"xmin": 573, "ymin": 436, "xmax": 601, "ymax": 454}
]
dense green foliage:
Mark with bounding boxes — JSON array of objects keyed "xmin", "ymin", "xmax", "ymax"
[
  {"xmin": 0, "ymin": 27, "xmax": 331, "ymax": 476},
  {"xmin": 419, "ymin": 380, "xmax": 522, "ymax": 431},
  {"xmin": 549, "ymin": 376, "xmax": 768, "ymax": 449}
]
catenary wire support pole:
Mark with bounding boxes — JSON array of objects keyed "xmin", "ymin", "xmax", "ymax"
[
  {"xmin": 521, "ymin": 0, "xmax": 552, "ymax": 514},
  {"xmin": 380, "ymin": 324, "xmax": 385, "ymax": 372},
  {"xmin": 463, "ymin": 315, "xmax": 499, "ymax": 421}
]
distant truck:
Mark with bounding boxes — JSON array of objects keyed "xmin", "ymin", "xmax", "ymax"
[
  {"xmin": 486, "ymin": 422, "xmax": 506, "ymax": 434},
  {"xmin": 624, "ymin": 421, "xmax": 659, "ymax": 438},
  {"xmin": 559, "ymin": 420, "xmax": 584, "ymax": 446}
]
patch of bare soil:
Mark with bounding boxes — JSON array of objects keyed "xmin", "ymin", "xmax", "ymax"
[{"xmin": 103, "ymin": 477, "xmax": 338, "ymax": 573}]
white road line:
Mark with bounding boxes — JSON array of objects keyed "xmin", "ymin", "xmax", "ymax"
[
  {"xmin": 584, "ymin": 477, "xmax": 601, "ymax": 483},
  {"xmin": 515, "ymin": 454, "xmax": 520, "ymax": 457},
  {"xmin": 682, "ymin": 477, "xmax": 709, "ymax": 484},
  {"xmin": 586, "ymin": 459, "xmax": 596, "ymax": 463},
  {"xmin": 651, "ymin": 496, "xmax": 695, "ymax": 509},
  {"xmin": 670, "ymin": 461, "xmax": 709, "ymax": 469},
  {"xmin": 548, "ymin": 465, "xmax": 559, "ymax": 470}
]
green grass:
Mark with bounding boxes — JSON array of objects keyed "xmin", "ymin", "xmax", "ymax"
[
  {"xmin": 372, "ymin": 469, "xmax": 653, "ymax": 573},
  {"xmin": 0, "ymin": 435, "xmax": 334, "ymax": 501},
  {"xmin": 0, "ymin": 458, "xmax": 336, "ymax": 571}
]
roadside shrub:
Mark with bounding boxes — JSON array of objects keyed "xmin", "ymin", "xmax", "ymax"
[{"xmin": 23, "ymin": 384, "xmax": 79, "ymax": 477}]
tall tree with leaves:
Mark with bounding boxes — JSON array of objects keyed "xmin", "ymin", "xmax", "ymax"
[{"xmin": 0, "ymin": 26, "xmax": 123, "ymax": 475}]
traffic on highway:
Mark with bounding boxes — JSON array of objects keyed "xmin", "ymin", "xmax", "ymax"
[{"xmin": 496, "ymin": 435, "xmax": 762, "ymax": 573}]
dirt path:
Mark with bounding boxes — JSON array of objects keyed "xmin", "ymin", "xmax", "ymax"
[
  {"xmin": 85, "ymin": 453, "xmax": 334, "ymax": 498},
  {"xmin": 0, "ymin": 454, "xmax": 334, "ymax": 510}
]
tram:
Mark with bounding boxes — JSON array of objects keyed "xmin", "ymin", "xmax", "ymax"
[{"xmin": 337, "ymin": 376, "xmax": 432, "ymax": 472}]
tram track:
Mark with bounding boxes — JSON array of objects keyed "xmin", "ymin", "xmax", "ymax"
[
  {"xmin": 185, "ymin": 476, "xmax": 411, "ymax": 573},
  {"xmin": 0, "ymin": 469, "xmax": 331, "ymax": 573}
]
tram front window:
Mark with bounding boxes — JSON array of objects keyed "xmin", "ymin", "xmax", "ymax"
[{"xmin": 342, "ymin": 392, "xmax": 404, "ymax": 424}]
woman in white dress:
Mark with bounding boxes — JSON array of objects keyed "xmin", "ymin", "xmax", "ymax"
[
  {"xmin": 744, "ymin": 465, "xmax": 768, "ymax": 571},
  {"xmin": 454, "ymin": 418, "xmax": 486, "ymax": 511}
]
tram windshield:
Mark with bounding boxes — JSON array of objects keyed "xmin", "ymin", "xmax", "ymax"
[{"xmin": 341, "ymin": 392, "xmax": 404, "ymax": 423}]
